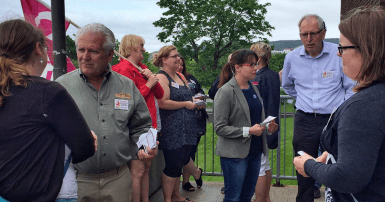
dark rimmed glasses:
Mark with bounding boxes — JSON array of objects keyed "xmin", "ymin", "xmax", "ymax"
[
  {"xmin": 299, "ymin": 29, "xmax": 325, "ymax": 39},
  {"xmin": 338, "ymin": 44, "xmax": 358, "ymax": 55}
]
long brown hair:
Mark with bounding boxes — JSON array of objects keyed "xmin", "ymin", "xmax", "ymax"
[
  {"xmin": 218, "ymin": 49, "xmax": 258, "ymax": 88},
  {"xmin": 179, "ymin": 55, "xmax": 191, "ymax": 77},
  {"xmin": 0, "ymin": 19, "xmax": 46, "ymax": 107},
  {"xmin": 339, "ymin": 6, "xmax": 385, "ymax": 91}
]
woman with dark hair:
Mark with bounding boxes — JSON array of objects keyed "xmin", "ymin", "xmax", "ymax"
[
  {"xmin": 214, "ymin": 49, "xmax": 278, "ymax": 202},
  {"xmin": 177, "ymin": 56, "xmax": 205, "ymax": 192},
  {"xmin": 0, "ymin": 19, "xmax": 95, "ymax": 201},
  {"xmin": 154, "ymin": 45, "xmax": 198, "ymax": 202},
  {"xmin": 294, "ymin": 6, "xmax": 385, "ymax": 201}
]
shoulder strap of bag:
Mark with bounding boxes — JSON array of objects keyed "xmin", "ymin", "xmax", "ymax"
[{"xmin": 327, "ymin": 154, "xmax": 359, "ymax": 202}]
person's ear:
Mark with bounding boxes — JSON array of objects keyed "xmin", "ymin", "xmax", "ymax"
[
  {"xmin": 107, "ymin": 49, "xmax": 114, "ymax": 63},
  {"xmin": 35, "ymin": 42, "xmax": 45, "ymax": 58}
]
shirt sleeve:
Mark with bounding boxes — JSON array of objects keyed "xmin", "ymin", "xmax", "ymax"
[
  {"xmin": 44, "ymin": 82, "xmax": 95, "ymax": 164},
  {"xmin": 128, "ymin": 83, "xmax": 153, "ymax": 159},
  {"xmin": 282, "ymin": 55, "xmax": 297, "ymax": 98},
  {"xmin": 341, "ymin": 69, "xmax": 356, "ymax": 100},
  {"xmin": 152, "ymin": 82, "xmax": 164, "ymax": 99},
  {"xmin": 304, "ymin": 100, "xmax": 385, "ymax": 193},
  {"xmin": 209, "ymin": 76, "xmax": 220, "ymax": 100}
]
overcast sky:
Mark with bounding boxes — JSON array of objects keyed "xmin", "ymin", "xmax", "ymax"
[{"xmin": 1, "ymin": 0, "xmax": 341, "ymax": 52}]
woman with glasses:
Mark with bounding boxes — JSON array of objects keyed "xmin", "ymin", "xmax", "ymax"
[
  {"xmin": 154, "ymin": 45, "xmax": 198, "ymax": 202},
  {"xmin": 214, "ymin": 49, "xmax": 278, "ymax": 202},
  {"xmin": 112, "ymin": 34, "xmax": 164, "ymax": 202},
  {"xmin": 0, "ymin": 19, "xmax": 95, "ymax": 202},
  {"xmin": 294, "ymin": 6, "xmax": 385, "ymax": 201}
]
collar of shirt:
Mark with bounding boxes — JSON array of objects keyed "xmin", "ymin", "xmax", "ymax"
[
  {"xmin": 299, "ymin": 41, "xmax": 332, "ymax": 59},
  {"xmin": 78, "ymin": 64, "xmax": 112, "ymax": 81}
]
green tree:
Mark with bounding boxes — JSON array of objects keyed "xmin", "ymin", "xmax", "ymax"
[
  {"xmin": 269, "ymin": 53, "xmax": 286, "ymax": 72},
  {"xmin": 66, "ymin": 34, "xmax": 78, "ymax": 68},
  {"xmin": 153, "ymin": 0, "xmax": 274, "ymax": 70}
]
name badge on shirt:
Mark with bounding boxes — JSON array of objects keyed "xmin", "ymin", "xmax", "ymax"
[
  {"xmin": 115, "ymin": 99, "xmax": 129, "ymax": 110},
  {"xmin": 322, "ymin": 71, "xmax": 333, "ymax": 78},
  {"xmin": 171, "ymin": 82, "xmax": 180, "ymax": 89}
]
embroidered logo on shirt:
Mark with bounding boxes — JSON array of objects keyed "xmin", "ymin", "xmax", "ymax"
[
  {"xmin": 253, "ymin": 94, "xmax": 257, "ymax": 99},
  {"xmin": 115, "ymin": 93, "xmax": 131, "ymax": 99},
  {"xmin": 322, "ymin": 71, "xmax": 333, "ymax": 78},
  {"xmin": 252, "ymin": 81, "xmax": 258, "ymax": 86},
  {"xmin": 115, "ymin": 99, "xmax": 129, "ymax": 110}
]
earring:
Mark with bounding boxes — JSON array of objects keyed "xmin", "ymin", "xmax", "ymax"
[{"xmin": 40, "ymin": 58, "xmax": 43, "ymax": 63}]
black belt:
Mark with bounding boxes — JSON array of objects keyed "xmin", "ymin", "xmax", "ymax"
[{"xmin": 296, "ymin": 110, "xmax": 331, "ymax": 118}]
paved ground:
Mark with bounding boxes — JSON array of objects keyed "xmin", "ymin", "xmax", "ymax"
[{"xmin": 150, "ymin": 181, "xmax": 325, "ymax": 202}]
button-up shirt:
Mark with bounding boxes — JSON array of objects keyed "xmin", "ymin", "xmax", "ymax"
[
  {"xmin": 282, "ymin": 41, "xmax": 355, "ymax": 114},
  {"xmin": 56, "ymin": 66, "xmax": 152, "ymax": 174}
]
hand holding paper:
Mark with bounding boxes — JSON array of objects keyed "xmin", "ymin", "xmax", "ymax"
[
  {"xmin": 137, "ymin": 128, "xmax": 158, "ymax": 154},
  {"xmin": 260, "ymin": 116, "xmax": 276, "ymax": 127}
]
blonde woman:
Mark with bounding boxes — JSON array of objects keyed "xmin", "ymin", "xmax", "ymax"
[{"xmin": 112, "ymin": 34, "xmax": 164, "ymax": 202}]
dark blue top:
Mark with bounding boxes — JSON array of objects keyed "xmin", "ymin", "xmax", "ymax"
[
  {"xmin": 305, "ymin": 82, "xmax": 385, "ymax": 201},
  {"xmin": 251, "ymin": 65, "xmax": 280, "ymax": 149},
  {"xmin": 158, "ymin": 71, "xmax": 198, "ymax": 150},
  {"xmin": 242, "ymin": 84, "xmax": 263, "ymax": 156}
]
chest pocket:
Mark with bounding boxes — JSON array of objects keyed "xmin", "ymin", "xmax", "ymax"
[
  {"xmin": 321, "ymin": 70, "xmax": 340, "ymax": 85},
  {"xmin": 113, "ymin": 98, "xmax": 134, "ymax": 126}
]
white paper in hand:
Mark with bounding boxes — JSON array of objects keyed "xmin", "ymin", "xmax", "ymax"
[
  {"xmin": 260, "ymin": 116, "xmax": 276, "ymax": 127},
  {"xmin": 137, "ymin": 128, "xmax": 158, "ymax": 151},
  {"xmin": 194, "ymin": 100, "xmax": 206, "ymax": 106}
]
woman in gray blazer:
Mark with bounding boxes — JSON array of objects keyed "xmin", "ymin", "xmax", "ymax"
[{"xmin": 214, "ymin": 49, "xmax": 278, "ymax": 202}]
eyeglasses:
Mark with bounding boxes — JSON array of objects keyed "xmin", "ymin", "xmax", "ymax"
[
  {"xmin": 299, "ymin": 29, "xmax": 325, "ymax": 39},
  {"xmin": 168, "ymin": 54, "xmax": 180, "ymax": 59},
  {"xmin": 338, "ymin": 44, "xmax": 358, "ymax": 55},
  {"xmin": 240, "ymin": 63, "xmax": 258, "ymax": 68}
]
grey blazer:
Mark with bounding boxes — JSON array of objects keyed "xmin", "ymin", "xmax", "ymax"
[{"xmin": 214, "ymin": 77, "xmax": 270, "ymax": 158}]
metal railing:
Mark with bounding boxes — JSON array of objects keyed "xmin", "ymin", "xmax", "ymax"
[{"xmin": 197, "ymin": 95, "xmax": 297, "ymax": 184}]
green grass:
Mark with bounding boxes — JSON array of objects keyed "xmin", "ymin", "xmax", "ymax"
[{"xmin": 192, "ymin": 102, "xmax": 298, "ymax": 186}]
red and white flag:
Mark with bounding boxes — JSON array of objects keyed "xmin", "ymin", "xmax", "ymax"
[{"xmin": 20, "ymin": 0, "xmax": 76, "ymax": 80}]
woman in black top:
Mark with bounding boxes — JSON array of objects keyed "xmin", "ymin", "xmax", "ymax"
[
  {"xmin": 0, "ymin": 19, "xmax": 95, "ymax": 202},
  {"xmin": 294, "ymin": 6, "xmax": 385, "ymax": 201},
  {"xmin": 154, "ymin": 45, "xmax": 198, "ymax": 202},
  {"xmin": 178, "ymin": 56, "xmax": 206, "ymax": 192}
]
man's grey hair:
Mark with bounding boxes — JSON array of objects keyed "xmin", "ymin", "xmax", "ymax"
[
  {"xmin": 298, "ymin": 14, "xmax": 326, "ymax": 32},
  {"xmin": 75, "ymin": 23, "xmax": 115, "ymax": 54}
]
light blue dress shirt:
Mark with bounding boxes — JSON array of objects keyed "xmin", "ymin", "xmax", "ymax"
[{"xmin": 282, "ymin": 41, "xmax": 355, "ymax": 114}]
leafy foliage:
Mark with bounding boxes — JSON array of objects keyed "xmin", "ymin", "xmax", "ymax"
[
  {"xmin": 269, "ymin": 53, "xmax": 286, "ymax": 72},
  {"xmin": 153, "ymin": 0, "xmax": 274, "ymax": 70},
  {"xmin": 66, "ymin": 34, "xmax": 78, "ymax": 68}
]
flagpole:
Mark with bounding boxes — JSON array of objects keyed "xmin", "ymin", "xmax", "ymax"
[
  {"xmin": 36, "ymin": 0, "xmax": 143, "ymax": 72},
  {"xmin": 51, "ymin": 0, "xmax": 67, "ymax": 80}
]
